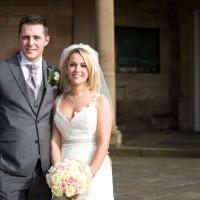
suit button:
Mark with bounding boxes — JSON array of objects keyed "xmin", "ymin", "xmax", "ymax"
[
  {"xmin": 34, "ymin": 103, "xmax": 39, "ymax": 108},
  {"xmin": 35, "ymin": 140, "xmax": 39, "ymax": 144}
]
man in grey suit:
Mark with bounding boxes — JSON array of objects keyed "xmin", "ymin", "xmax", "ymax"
[{"xmin": 0, "ymin": 15, "xmax": 58, "ymax": 200}]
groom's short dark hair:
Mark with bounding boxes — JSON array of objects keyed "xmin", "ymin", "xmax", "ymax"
[{"xmin": 18, "ymin": 15, "xmax": 49, "ymax": 36}]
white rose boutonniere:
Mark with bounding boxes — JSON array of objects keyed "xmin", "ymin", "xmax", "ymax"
[{"xmin": 48, "ymin": 67, "xmax": 60, "ymax": 86}]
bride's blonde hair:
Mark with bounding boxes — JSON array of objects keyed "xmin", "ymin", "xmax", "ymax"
[{"xmin": 59, "ymin": 48, "xmax": 99, "ymax": 93}]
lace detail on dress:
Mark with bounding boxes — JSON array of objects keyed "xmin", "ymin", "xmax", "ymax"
[
  {"xmin": 54, "ymin": 94, "xmax": 98, "ymax": 141},
  {"xmin": 56, "ymin": 94, "xmax": 99, "ymax": 122}
]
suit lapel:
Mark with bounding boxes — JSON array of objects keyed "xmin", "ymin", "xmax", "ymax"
[
  {"xmin": 8, "ymin": 55, "xmax": 34, "ymax": 108},
  {"xmin": 43, "ymin": 60, "xmax": 49, "ymax": 90},
  {"xmin": 37, "ymin": 60, "xmax": 52, "ymax": 114}
]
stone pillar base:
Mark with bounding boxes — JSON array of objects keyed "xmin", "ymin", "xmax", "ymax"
[{"xmin": 110, "ymin": 125, "xmax": 122, "ymax": 146}]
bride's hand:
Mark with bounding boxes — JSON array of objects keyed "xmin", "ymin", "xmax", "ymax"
[
  {"xmin": 90, "ymin": 167, "xmax": 95, "ymax": 178},
  {"xmin": 71, "ymin": 194, "xmax": 79, "ymax": 199}
]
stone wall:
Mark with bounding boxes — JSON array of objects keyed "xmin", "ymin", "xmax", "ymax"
[
  {"xmin": 115, "ymin": 0, "xmax": 179, "ymax": 130},
  {"xmin": 177, "ymin": 0, "xmax": 200, "ymax": 130}
]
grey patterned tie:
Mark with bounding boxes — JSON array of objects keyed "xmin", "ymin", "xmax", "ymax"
[{"xmin": 25, "ymin": 64, "xmax": 39, "ymax": 99}]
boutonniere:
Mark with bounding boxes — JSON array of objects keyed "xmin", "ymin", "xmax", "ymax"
[{"xmin": 47, "ymin": 67, "xmax": 60, "ymax": 86}]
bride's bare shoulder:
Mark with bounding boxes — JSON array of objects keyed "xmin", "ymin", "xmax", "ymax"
[{"xmin": 95, "ymin": 94, "xmax": 110, "ymax": 109}]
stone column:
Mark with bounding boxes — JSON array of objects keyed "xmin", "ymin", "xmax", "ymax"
[{"xmin": 95, "ymin": 0, "xmax": 122, "ymax": 145}]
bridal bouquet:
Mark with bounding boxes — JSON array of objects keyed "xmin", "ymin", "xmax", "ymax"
[{"xmin": 46, "ymin": 159, "xmax": 92, "ymax": 199}]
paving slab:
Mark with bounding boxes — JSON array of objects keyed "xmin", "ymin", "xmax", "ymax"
[
  {"xmin": 112, "ymin": 156, "xmax": 200, "ymax": 200},
  {"xmin": 110, "ymin": 130, "xmax": 200, "ymax": 158}
]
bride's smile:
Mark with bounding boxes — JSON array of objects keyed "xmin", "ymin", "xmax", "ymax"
[{"xmin": 66, "ymin": 52, "xmax": 89, "ymax": 87}]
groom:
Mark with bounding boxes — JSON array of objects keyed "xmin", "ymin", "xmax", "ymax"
[{"xmin": 0, "ymin": 15, "xmax": 58, "ymax": 200}]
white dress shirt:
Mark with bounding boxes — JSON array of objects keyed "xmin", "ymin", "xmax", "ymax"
[{"xmin": 19, "ymin": 52, "xmax": 43, "ymax": 89}]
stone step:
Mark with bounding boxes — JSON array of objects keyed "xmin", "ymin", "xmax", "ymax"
[{"xmin": 109, "ymin": 145, "xmax": 200, "ymax": 158}]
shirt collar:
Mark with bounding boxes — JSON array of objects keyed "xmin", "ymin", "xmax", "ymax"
[{"xmin": 19, "ymin": 52, "xmax": 43, "ymax": 68}]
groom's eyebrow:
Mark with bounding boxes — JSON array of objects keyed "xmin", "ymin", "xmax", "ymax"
[{"xmin": 21, "ymin": 34, "xmax": 42, "ymax": 39}]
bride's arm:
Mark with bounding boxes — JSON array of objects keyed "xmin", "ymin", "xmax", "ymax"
[
  {"xmin": 89, "ymin": 95, "xmax": 113, "ymax": 175},
  {"xmin": 50, "ymin": 121, "xmax": 62, "ymax": 166}
]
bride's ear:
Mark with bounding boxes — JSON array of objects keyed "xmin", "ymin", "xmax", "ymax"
[{"xmin": 64, "ymin": 66, "xmax": 68, "ymax": 76}]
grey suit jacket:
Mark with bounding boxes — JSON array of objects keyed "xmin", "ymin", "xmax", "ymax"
[{"xmin": 0, "ymin": 54, "xmax": 58, "ymax": 176}]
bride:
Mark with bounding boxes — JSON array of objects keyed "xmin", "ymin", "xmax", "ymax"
[{"xmin": 50, "ymin": 43, "xmax": 114, "ymax": 199}]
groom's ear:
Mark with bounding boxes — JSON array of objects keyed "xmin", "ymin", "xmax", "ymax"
[{"xmin": 45, "ymin": 36, "xmax": 50, "ymax": 46}]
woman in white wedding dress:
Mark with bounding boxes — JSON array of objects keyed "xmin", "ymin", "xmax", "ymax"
[{"xmin": 50, "ymin": 44, "xmax": 114, "ymax": 200}]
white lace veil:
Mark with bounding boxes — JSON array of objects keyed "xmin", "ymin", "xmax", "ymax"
[{"xmin": 59, "ymin": 43, "xmax": 112, "ymax": 111}]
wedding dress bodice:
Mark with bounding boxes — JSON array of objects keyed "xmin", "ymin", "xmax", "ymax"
[
  {"xmin": 55, "ymin": 95, "xmax": 97, "ymax": 142},
  {"xmin": 54, "ymin": 95, "xmax": 98, "ymax": 163}
]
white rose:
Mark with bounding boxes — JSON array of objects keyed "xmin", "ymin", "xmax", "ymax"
[{"xmin": 54, "ymin": 72, "xmax": 60, "ymax": 81}]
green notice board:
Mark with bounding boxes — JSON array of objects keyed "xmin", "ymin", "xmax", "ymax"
[{"xmin": 116, "ymin": 27, "xmax": 160, "ymax": 73}]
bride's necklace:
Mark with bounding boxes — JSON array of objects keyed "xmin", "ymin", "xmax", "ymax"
[{"xmin": 67, "ymin": 90, "xmax": 90, "ymax": 105}]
